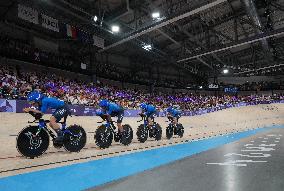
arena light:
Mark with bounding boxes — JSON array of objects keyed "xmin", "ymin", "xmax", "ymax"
[
  {"xmin": 142, "ymin": 44, "xmax": 152, "ymax": 51},
  {"xmin": 152, "ymin": 12, "xmax": 160, "ymax": 19},
  {"xmin": 223, "ymin": 69, "xmax": 229, "ymax": 74},
  {"xmin": 93, "ymin": 15, "xmax": 98, "ymax": 22},
  {"xmin": 111, "ymin": 25, "xmax": 120, "ymax": 33}
]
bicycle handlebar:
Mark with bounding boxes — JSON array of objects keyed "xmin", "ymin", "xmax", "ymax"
[
  {"xmin": 27, "ymin": 119, "xmax": 65, "ymax": 124},
  {"xmin": 28, "ymin": 119, "xmax": 49, "ymax": 124},
  {"xmin": 137, "ymin": 114, "xmax": 146, "ymax": 122},
  {"xmin": 97, "ymin": 120, "xmax": 117, "ymax": 124}
]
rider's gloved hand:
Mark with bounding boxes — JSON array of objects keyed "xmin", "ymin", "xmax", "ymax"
[
  {"xmin": 28, "ymin": 111, "xmax": 42, "ymax": 120},
  {"xmin": 167, "ymin": 115, "xmax": 173, "ymax": 119},
  {"xmin": 34, "ymin": 113, "xmax": 43, "ymax": 120}
]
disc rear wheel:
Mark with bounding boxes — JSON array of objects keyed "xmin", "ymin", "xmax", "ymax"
[
  {"xmin": 63, "ymin": 125, "xmax": 87, "ymax": 152},
  {"xmin": 154, "ymin": 123, "xmax": 162, "ymax": 141}
]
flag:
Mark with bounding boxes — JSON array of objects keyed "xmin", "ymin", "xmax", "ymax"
[{"xmin": 66, "ymin": 24, "xmax": 77, "ymax": 38}]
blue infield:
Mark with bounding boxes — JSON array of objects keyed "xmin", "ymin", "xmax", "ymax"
[{"xmin": 0, "ymin": 125, "xmax": 283, "ymax": 191}]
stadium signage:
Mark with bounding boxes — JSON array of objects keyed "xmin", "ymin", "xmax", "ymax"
[
  {"xmin": 208, "ymin": 84, "xmax": 219, "ymax": 89},
  {"xmin": 93, "ymin": 35, "xmax": 105, "ymax": 48},
  {"xmin": 224, "ymin": 87, "xmax": 238, "ymax": 93},
  {"xmin": 18, "ymin": 4, "xmax": 39, "ymax": 24},
  {"xmin": 41, "ymin": 14, "xmax": 59, "ymax": 32}
]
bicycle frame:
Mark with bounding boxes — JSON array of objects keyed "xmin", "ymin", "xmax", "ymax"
[
  {"xmin": 167, "ymin": 115, "xmax": 179, "ymax": 124},
  {"xmin": 137, "ymin": 116, "xmax": 153, "ymax": 128},
  {"xmin": 98, "ymin": 120, "xmax": 116, "ymax": 134},
  {"xmin": 32, "ymin": 119, "xmax": 73, "ymax": 139}
]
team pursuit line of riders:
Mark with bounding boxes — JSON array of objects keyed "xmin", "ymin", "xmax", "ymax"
[{"xmin": 16, "ymin": 91, "xmax": 185, "ymax": 159}]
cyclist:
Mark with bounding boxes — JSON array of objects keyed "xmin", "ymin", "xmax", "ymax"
[
  {"xmin": 139, "ymin": 102, "xmax": 156, "ymax": 127},
  {"xmin": 23, "ymin": 91, "xmax": 70, "ymax": 142},
  {"xmin": 98, "ymin": 99, "xmax": 124, "ymax": 134},
  {"xmin": 166, "ymin": 106, "xmax": 181, "ymax": 127}
]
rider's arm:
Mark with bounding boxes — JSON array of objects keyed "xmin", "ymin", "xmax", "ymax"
[
  {"xmin": 40, "ymin": 100, "xmax": 48, "ymax": 113},
  {"xmin": 139, "ymin": 110, "xmax": 146, "ymax": 116},
  {"xmin": 106, "ymin": 104, "xmax": 115, "ymax": 115},
  {"xmin": 24, "ymin": 99, "xmax": 47, "ymax": 114},
  {"xmin": 167, "ymin": 113, "xmax": 172, "ymax": 117},
  {"xmin": 23, "ymin": 107, "xmax": 43, "ymax": 115}
]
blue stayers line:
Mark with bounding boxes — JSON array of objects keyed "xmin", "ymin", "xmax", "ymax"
[{"xmin": 0, "ymin": 126, "xmax": 281, "ymax": 191}]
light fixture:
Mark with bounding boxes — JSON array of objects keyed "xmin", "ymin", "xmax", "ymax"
[
  {"xmin": 93, "ymin": 15, "xmax": 98, "ymax": 22},
  {"xmin": 142, "ymin": 44, "xmax": 152, "ymax": 51},
  {"xmin": 152, "ymin": 12, "xmax": 160, "ymax": 19},
  {"xmin": 223, "ymin": 69, "xmax": 229, "ymax": 74},
  {"xmin": 111, "ymin": 25, "xmax": 120, "ymax": 33}
]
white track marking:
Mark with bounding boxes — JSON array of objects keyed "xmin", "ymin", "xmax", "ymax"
[
  {"xmin": 259, "ymin": 144, "xmax": 276, "ymax": 147},
  {"xmin": 241, "ymin": 147, "xmax": 275, "ymax": 152},
  {"xmin": 207, "ymin": 160, "xmax": 267, "ymax": 167},
  {"xmin": 244, "ymin": 144, "xmax": 254, "ymax": 147},
  {"xmin": 224, "ymin": 153, "xmax": 271, "ymax": 158}
]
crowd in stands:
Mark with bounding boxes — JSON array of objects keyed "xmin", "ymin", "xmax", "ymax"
[
  {"xmin": 1, "ymin": 64, "xmax": 283, "ymax": 112},
  {"xmin": 3, "ymin": 34, "xmax": 283, "ymax": 91},
  {"xmin": 219, "ymin": 81, "xmax": 284, "ymax": 91}
]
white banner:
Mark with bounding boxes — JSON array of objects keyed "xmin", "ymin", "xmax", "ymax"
[
  {"xmin": 81, "ymin": 63, "xmax": 87, "ymax": 70},
  {"xmin": 18, "ymin": 4, "xmax": 38, "ymax": 24},
  {"xmin": 93, "ymin": 35, "xmax": 104, "ymax": 48},
  {"xmin": 41, "ymin": 14, "xmax": 59, "ymax": 32}
]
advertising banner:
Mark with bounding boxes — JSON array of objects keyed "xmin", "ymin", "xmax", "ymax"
[
  {"xmin": 93, "ymin": 34, "xmax": 104, "ymax": 48},
  {"xmin": 0, "ymin": 99, "xmax": 16, "ymax": 112},
  {"xmin": 41, "ymin": 14, "xmax": 59, "ymax": 32},
  {"xmin": 18, "ymin": 4, "xmax": 39, "ymax": 24},
  {"xmin": 1, "ymin": 99, "xmax": 282, "ymax": 116}
]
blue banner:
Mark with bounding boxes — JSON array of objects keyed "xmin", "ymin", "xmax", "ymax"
[{"xmin": 2, "ymin": 99, "xmax": 284, "ymax": 117}]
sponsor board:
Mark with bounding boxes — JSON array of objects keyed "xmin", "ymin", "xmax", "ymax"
[
  {"xmin": 0, "ymin": 99, "xmax": 16, "ymax": 112},
  {"xmin": 18, "ymin": 4, "xmax": 39, "ymax": 24},
  {"xmin": 41, "ymin": 14, "xmax": 59, "ymax": 32}
]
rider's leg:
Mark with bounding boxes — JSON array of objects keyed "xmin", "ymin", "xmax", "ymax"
[
  {"xmin": 117, "ymin": 113, "xmax": 124, "ymax": 133},
  {"xmin": 173, "ymin": 117, "xmax": 178, "ymax": 126},
  {"xmin": 147, "ymin": 113, "xmax": 154, "ymax": 126},
  {"xmin": 147, "ymin": 117, "xmax": 153, "ymax": 126},
  {"xmin": 49, "ymin": 116, "xmax": 63, "ymax": 141},
  {"xmin": 49, "ymin": 116, "xmax": 60, "ymax": 131},
  {"xmin": 50, "ymin": 107, "xmax": 67, "ymax": 141}
]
